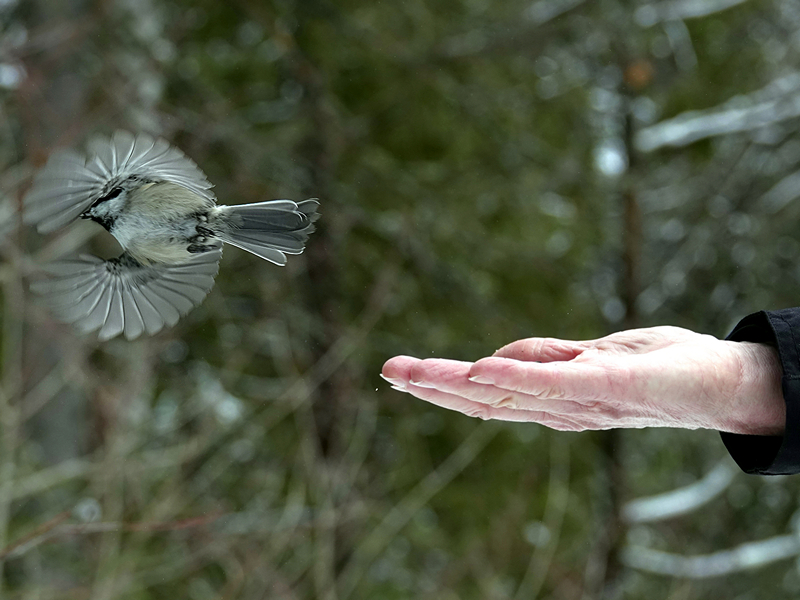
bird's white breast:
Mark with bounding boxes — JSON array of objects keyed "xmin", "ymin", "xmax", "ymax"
[{"xmin": 111, "ymin": 182, "xmax": 215, "ymax": 264}]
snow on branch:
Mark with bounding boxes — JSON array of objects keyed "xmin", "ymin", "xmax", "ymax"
[
  {"xmin": 635, "ymin": 0, "xmax": 749, "ymax": 27},
  {"xmin": 524, "ymin": 0, "xmax": 586, "ymax": 25},
  {"xmin": 622, "ymin": 461, "xmax": 736, "ymax": 523},
  {"xmin": 622, "ymin": 534, "xmax": 800, "ymax": 577},
  {"xmin": 636, "ymin": 73, "xmax": 800, "ymax": 151}
]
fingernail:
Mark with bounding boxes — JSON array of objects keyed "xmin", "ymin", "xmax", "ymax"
[
  {"xmin": 380, "ymin": 373, "xmax": 402, "ymax": 385},
  {"xmin": 390, "ymin": 384, "xmax": 409, "ymax": 393},
  {"xmin": 468, "ymin": 375, "xmax": 494, "ymax": 385},
  {"xmin": 409, "ymin": 379, "xmax": 436, "ymax": 388}
]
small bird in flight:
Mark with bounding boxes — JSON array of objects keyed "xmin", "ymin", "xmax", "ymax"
[{"xmin": 24, "ymin": 131, "xmax": 318, "ymax": 341}]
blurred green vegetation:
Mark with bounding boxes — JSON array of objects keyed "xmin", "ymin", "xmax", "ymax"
[{"xmin": 3, "ymin": 0, "xmax": 800, "ymax": 598}]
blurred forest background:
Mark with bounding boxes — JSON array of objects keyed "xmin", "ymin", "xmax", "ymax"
[{"xmin": 3, "ymin": 0, "xmax": 800, "ymax": 598}]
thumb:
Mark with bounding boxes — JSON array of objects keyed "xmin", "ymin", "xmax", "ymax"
[{"xmin": 493, "ymin": 337, "xmax": 586, "ymax": 362}]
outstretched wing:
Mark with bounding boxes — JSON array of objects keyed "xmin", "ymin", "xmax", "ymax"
[
  {"xmin": 31, "ymin": 248, "xmax": 222, "ymax": 341},
  {"xmin": 24, "ymin": 131, "xmax": 215, "ymax": 233}
]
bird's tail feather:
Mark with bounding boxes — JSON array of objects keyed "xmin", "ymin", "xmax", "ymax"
[{"xmin": 216, "ymin": 199, "xmax": 319, "ymax": 265}]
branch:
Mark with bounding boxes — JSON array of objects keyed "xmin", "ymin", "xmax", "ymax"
[
  {"xmin": 0, "ymin": 511, "xmax": 225, "ymax": 561},
  {"xmin": 622, "ymin": 460, "xmax": 736, "ymax": 523},
  {"xmin": 635, "ymin": 0, "xmax": 749, "ymax": 27},
  {"xmin": 636, "ymin": 73, "xmax": 800, "ymax": 151},
  {"xmin": 622, "ymin": 534, "xmax": 800, "ymax": 577},
  {"xmin": 0, "ymin": 511, "xmax": 70, "ymax": 561}
]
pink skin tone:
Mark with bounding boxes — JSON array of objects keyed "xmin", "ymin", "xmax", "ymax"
[{"xmin": 381, "ymin": 326, "xmax": 786, "ymax": 436}]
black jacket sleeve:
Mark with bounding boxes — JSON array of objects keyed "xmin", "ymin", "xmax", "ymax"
[{"xmin": 721, "ymin": 309, "xmax": 800, "ymax": 475}]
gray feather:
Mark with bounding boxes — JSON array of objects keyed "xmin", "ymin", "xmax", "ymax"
[
  {"xmin": 24, "ymin": 131, "xmax": 216, "ymax": 234},
  {"xmin": 32, "ymin": 249, "xmax": 222, "ymax": 340},
  {"xmin": 78, "ymin": 283, "xmax": 114, "ymax": 334},
  {"xmin": 217, "ymin": 238, "xmax": 288, "ymax": 266},
  {"xmin": 98, "ymin": 281, "xmax": 125, "ymax": 341},
  {"xmin": 225, "ymin": 230, "xmax": 309, "ymax": 254},
  {"xmin": 127, "ymin": 285, "xmax": 168, "ymax": 335},
  {"xmin": 120, "ymin": 281, "xmax": 146, "ymax": 340},
  {"xmin": 138, "ymin": 285, "xmax": 182, "ymax": 327},
  {"xmin": 216, "ymin": 198, "xmax": 318, "ymax": 265}
]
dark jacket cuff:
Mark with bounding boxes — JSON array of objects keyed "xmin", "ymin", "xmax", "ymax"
[{"xmin": 721, "ymin": 310, "xmax": 800, "ymax": 475}]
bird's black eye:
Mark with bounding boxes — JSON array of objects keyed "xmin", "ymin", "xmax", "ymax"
[{"xmin": 99, "ymin": 187, "xmax": 123, "ymax": 202}]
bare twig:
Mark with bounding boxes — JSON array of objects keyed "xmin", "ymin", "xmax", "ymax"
[
  {"xmin": 0, "ymin": 229, "xmax": 24, "ymax": 599},
  {"xmin": 514, "ymin": 435, "xmax": 571, "ymax": 600},
  {"xmin": 0, "ymin": 511, "xmax": 224, "ymax": 562},
  {"xmin": 63, "ymin": 511, "xmax": 225, "ymax": 534},
  {"xmin": 0, "ymin": 511, "xmax": 71, "ymax": 561}
]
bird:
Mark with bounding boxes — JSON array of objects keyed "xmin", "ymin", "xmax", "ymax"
[{"xmin": 24, "ymin": 130, "xmax": 318, "ymax": 341}]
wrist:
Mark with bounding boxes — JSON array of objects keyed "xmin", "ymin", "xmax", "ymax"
[{"xmin": 724, "ymin": 342, "xmax": 785, "ymax": 436}]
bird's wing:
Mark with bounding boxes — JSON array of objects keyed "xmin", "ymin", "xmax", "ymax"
[
  {"xmin": 31, "ymin": 248, "xmax": 222, "ymax": 341},
  {"xmin": 24, "ymin": 131, "xmax": 215, "ymax": 233}
]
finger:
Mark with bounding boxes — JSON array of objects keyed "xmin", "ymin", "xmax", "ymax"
[
  {"xmin": 382, "ymin": 357, "xmax": 592, "ymax": 429},
  {"xmin": 493, "ymin": 337, "xmax": 587, "ymax": 362},
  {"xmin": 381, "ymin": 355, "xmax": 427, "ymax": 385},
  {"xmin": 468, "ymin": 357, "xmax": 614, "ymax": 402},
  {"xmin": 407, "ymin": 357, "xmax": 594, "ymax": 415},
  {"xmin": 381, "ymin": 356, "xmax": 454, "ymax": 387},
  {"xmin": 397, "ymin": 382, "xmax": 588, "ymax": 431},
  {"xmin": 408, "ymin": 358, "xmax": 473, "ymax": 387},
  {"xmin": 383, "ymin": 357, "xmax": 476, "ymax": 389}
]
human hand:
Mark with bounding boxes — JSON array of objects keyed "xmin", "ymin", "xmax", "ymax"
[{"xmin": 381, "ymin": 327, "xmax": 785, "ymax": 435}]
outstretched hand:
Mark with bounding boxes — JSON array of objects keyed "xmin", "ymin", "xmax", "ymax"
[{"xmin": 381, "ymin": 327, "xmax": 785, "ymax": 435}]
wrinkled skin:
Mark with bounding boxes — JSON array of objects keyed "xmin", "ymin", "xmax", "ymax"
[{"xmin": 382, "ymin": 327, "xmax": 785, "ymax": 435}]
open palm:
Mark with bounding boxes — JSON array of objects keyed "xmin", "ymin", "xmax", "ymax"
[{"xmin": 382, "ymin": 327, "xmax": 784, "ymax": 435}]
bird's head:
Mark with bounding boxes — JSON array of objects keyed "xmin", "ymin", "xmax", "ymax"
[{"xmin": 82, "ymin": 176, "xmax": 154, "ymax": 231}]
